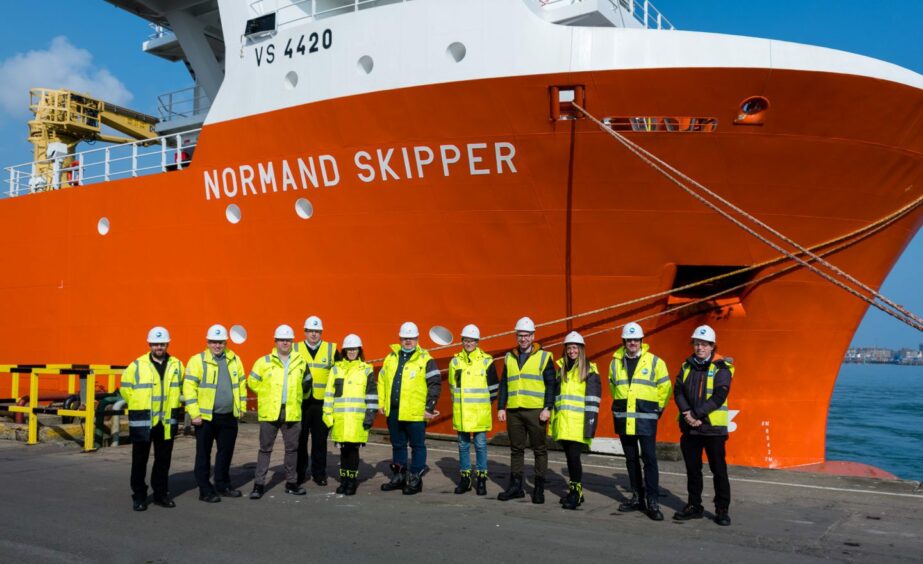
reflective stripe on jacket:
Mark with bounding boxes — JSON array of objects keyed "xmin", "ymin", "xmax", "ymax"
[
  {"xmin": 609, "ymin": 344, "xmax": 671, "ymax": 436},
  {"xmin": 503, "ymin": 348, "xmax": 552, "ymax": 410},
  {"xmin": 119, "ymin": 353, "xmax": 184, "ymax": 441},
  {"xmin": 378, "ymin": 344, "xmax": 439, "ymax": 422},
  {"xmin": 184, "ymin": 349, "xmax": 247, "ymax": 420},
  {"xmin": 677, "ymin": 357, "xmax": 734, "ymax": 434},
  {"xmin": 322, "ymin": 359, "xmax": 377, "ymax": 443},
  {"xmin": 294, "ymin": 340, "xmax": 336, "ymax": 401},
  {"xmin": 247, "ymin": 348, "xmax": 309, "ymax": 422},
  {"xmin": 448, "ymin": 348, "xmax": 497, "ymax": 433},
  {"xmin": 549, "ymin": 358, "xmax": 601, "ymax": 445}
]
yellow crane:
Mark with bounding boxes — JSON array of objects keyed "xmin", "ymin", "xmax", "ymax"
[{"xmin": 27, "ymin": 88, "xmax": 159, "ymax": 190}]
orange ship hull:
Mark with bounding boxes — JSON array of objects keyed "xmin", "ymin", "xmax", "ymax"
[{"xmin": 1, "ymin": 67, "xmax": 921, "ymax": 468}]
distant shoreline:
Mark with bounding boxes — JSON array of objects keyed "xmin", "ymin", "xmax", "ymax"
[{"xmin": 842, "ymin": 359, "xmax": 923, "ymax": 366}]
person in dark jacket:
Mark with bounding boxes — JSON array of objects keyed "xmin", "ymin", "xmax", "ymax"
[{"xmin": 673, "ymin": 324, "xmax": 734, "ymax": 526}]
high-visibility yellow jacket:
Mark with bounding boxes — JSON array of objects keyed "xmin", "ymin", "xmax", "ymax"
[
  {"xmin": 609, "ymin": 344, "xmax": 671, "ymax": 436},
  {"xmin": 247, "ymin": 349, "xmax": 309, "ymax": 422},
  {"xmin": 378, "ymin": 344, "xmax": 441, "ymax": 422},
  {"xmin": 294, "ymin": 340, "xmax": 337, "ymax": 401},
  {"xmin": 119, "ymin": 353, "xmax": 185, "ymax": 441},
  {"xmin": 183, "ymin": 349, "xmax": 247, "ymax": 420},
  {"xmin": 550, "ymin": 358, "xmax": 601, "ymax": 446},
  {"xmin": 322, "ymin": 359, "xmax": 377, "ymax": 443},
  {"xmin": 500, "ymin": 346, "xmax": 553, "ymax": 410},
  {"xmin": 448, "ymin": 347, "xmax": 498, "ymax": 433}
]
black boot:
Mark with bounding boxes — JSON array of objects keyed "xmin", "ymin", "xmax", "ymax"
[
  {"xmin": 618, "ymin": 490, "xmax": 647, "ymax": 512},
  {"xmin": 474, "ymin": 471, "xmax": 488, "ymax": 496},
  {"xmin": 714, "ymin": 507, "xmax": 731, "ymax": 526},
  {"xmin": 531, "ymin": 476, "xmax": 545, "ymax": 504},
  {"xmin": 336, "ymin": 469, "xmax": 348, "ymax": 494},
  {"xmin": 646, "ymin": 498, "xmax": 664, "ymax": 521},
  {"xmin": 402, "ymin": 471, "xmax": 423, "ymax": 495},
  {"xmin": 381, "ymin": 464, "xmax": 406, "ymax": 492},
  {"xmin": 249, "ymin": 484, "xmax": 265, "ymax": 500},
  {"xmin": 497, "ymin": 474, "xmax": 525, "ymax": 501},
  {"xmin": 561, "ymin": 481, "xmax": 583, "ymax": 510},
  {"xmin": 344, "ymin": 471, "xmax": 358, "ymax": 496},
  {"xmin": 454, "ymin": 470, "xmax": 472, "ymax": 494},
  {"xmin": 672, "ymin": 503, "xmax": 705, "ymax": 521}
]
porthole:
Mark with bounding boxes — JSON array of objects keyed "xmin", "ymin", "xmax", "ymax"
[
  {"xmin": 230, "ymin": 325, "xmax": 248, "ymax": 344},
  {"xmin": 226, "ymin": 204, "xmax": 241, "ymax": 224},
  {"xmin": 97, "ymin": 217, "xmax": 110, "ymax": 236},
  {"xmin": 295, "ymin": 198, "xmax": 314, "ymax": 219},
  {"xmin": 446, "ymin": 42, "xmax": 466, "ymax": 63},
  {"xmin": 429, "ymin": 325, "xmax": 453, "ymax": 346},
  {"xmin": 357, "ymin": 55, "xmax": 374, "ymax": 75}
]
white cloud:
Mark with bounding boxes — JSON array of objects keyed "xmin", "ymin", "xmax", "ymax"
[{"xmin": 0, "ymin": 36, "xmax": 132, "ymax": 122}]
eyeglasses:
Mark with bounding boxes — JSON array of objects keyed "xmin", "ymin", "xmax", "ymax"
[
  {"xmin": 516, "ymin": 334, "xmax": 533, "ymax": 339},
  {"xmin": 624, "ymin": 338, "xmax": 641, "ymax": 344},
  {"xmin": 692, "ymin": 341, "xmax": 714, "ymax": 348},
  {"xmin": 461, "ymin": 338, "xmax": 478, "ymax": 345}
]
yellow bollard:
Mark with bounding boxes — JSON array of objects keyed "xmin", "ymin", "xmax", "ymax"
[
  {"xmin": 84, "ymin": 372, "xmax": 97, "ymax": 452},
  {"xmin": 27, "ymin": 371, "xmax": 38, "ymax": 445}
]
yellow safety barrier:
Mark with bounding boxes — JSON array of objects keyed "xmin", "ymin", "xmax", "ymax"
[{"xmin": 1, "ymin": 364, "xmax": 125, "ymax": 452}]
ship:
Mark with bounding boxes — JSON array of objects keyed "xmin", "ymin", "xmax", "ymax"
[{"xmin": 2, "ymin": 0, "xmax": 921, "ymax": 469}]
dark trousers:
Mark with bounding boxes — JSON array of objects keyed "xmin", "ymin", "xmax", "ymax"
[
  {"xmin": 255, "ymin": 420, "xmax": 301, "ymax": 486},
  {"xmin": 194, "ymin": 413, "xmax": 239, "ymax": 495},
  {"xmin": 130, "ymin": 423, "xmax": 173, "ymax": 501},
  {"xmin": 297, "ymin": 397, "xmax": 329, "ymax": 482},
  {"xmin": 680, "ymin": 434, "xmax": 731, "ymax": 510},
  {"xmin": 507, "ymin": 408, "xmax": 547, "ymax": 479},
  {"xmin": 387, "ymin": 413, "xmax": 427, "ymax": 474},
  {"xmin": 340, "ymin": 443, "xmax": 360, "ymax": 472},
  {"xmin": 620, "ymin": 433, "xmax": 660, "ymax": 502},
  {"xmin": 560, "ymin": 440, "xmax": 583, "ymax": 483}
]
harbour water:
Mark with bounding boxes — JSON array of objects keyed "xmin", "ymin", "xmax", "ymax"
[{"xmin": 826, "ymin": 363, "xmax": 923, "ymax": 481}]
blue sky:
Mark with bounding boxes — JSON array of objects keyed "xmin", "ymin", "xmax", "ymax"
[{"xmin": 0, "ymin": 0, "xmax": 920, "ymax": 348}]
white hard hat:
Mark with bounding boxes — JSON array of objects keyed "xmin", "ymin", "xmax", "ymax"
[
  {"xmin": 563, "ymin": 331, "xmax": 584, "ymax": 346},
  {"xmin": 206, "ymin": 324, "xmax": 228, "ymax": 341},
  {"xmin": 342, "ymin": 334, "xmax": 363, "ymax": 349},
  {"xmin": 274, "ymin": 324, "xmax": 296, "ymax": 340},
  {"xmin": 692, "ymin": 325, "xmax": 717, "ymax": 343},
  {"xmin": 304, "ymin": 315, "xmax": 323, "ymax": 331},
  {"xmin": 621, "ymin": 322, "xmax": 644, "ymax": 340},
  {"xmin": 147, "ymin": 326, "xmax": 170, "ymax": 344},
  {"xmin": 461, "ymin": 324, "xmax": 480, "ymax": 340},
  {"xmin": 399, "ymin": 321, "xmax": 420, "ymax": 339},
  {"xmin": 514, "ymin": 316, "xmax": 536, "ymax": 333}
]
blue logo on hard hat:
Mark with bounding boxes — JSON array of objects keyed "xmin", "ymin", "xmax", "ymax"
[
  {"xmin": 629, "ymin": 327, "xmax": 636, "ymax": 334},
  {"xmin": 156, "ymin": 331, "xmax": 163, "ymax": 338},
  {"xmin": 699, "ymin": 328, "xmax": 706, "ymax": 335}
]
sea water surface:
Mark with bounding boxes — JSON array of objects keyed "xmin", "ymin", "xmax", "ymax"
[{"xmin": 826, "ymin": 363, "xmax": 923, "ymax": 481}]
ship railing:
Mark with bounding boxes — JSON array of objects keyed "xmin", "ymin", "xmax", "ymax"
[
  {"xmin": 157, "ymin": 86, "xmax": 211, "ymax": 121},
  {"xmin": 0, "ymin": 364, "xmax": 125, "ymax": 451},
  {"xmin": 255, "ymin": 0, "xmax": 412, "ymax": 31},
  {"xmin": 538, "ymin": 0, "xmax": 675, "ymax": 30},
  {"xmin": 4, "ymin": 128, "xmax": 201, "ymax": 198}
]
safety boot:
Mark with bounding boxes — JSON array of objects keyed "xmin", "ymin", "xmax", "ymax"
[
  {"xmin": 402, "ymin": 471, "xmax": 423, "ymax": 495},
  {"xmin": 497, "ymin": 474, "xmax": 525, "ymax": 501},
  {"xmin": 381, "ymin": 464, "xmax": 406, "ymax": 492},
  {"xmin": 336, "ymin": 469, "xmax": 349, "ymax": 494},
  {"xmin": 454, "ymin": 470, "xmax": 473, "ymax": 494},
  {"xmin": 285, "ymin": 482, "xmax": 306, "ymax": 496},
  {"xmin": 618, "ymin": 490, "xmax": 647, "ymax": 512},
  {"xmin": 672, "ymin": 503, "xmax": 705, "ymax": 521},
  {"xmin": 714, "ymin": 508, "xmax": 731, "ymax": 526},
  {"xmin": 561, "ymin": 481, "xmax": 583, "ymax": 510},
  {"xmin": 474, "ymin": 471, "xmax": 488, "ymax": 496},
  {"xmin": 249, "ymin": 484, "xmax": 265, "ymax": 500},
  {"xmin": 646, "ymin": 499, "xmax": 664, "ymax": 521},
  {"xmin": 344, "ymin": 471, "xmax": 359, "ymax": 496},
  {"xmin": 531, "ymin": 476, "xmax": 546, "ymax": 504}
]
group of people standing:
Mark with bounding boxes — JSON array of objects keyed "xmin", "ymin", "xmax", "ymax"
[{"xmin": 119, "ymin": 315, "xmax": 734, "ymax": 526}]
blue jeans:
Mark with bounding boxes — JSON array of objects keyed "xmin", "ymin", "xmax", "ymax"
[
  {"xmin": 387, "ymin": 413, "xmax": 427, "ymax": 474},
  {"xmin": 457, "ymin": 431, "xmax": 488, "ymax": 472}
]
